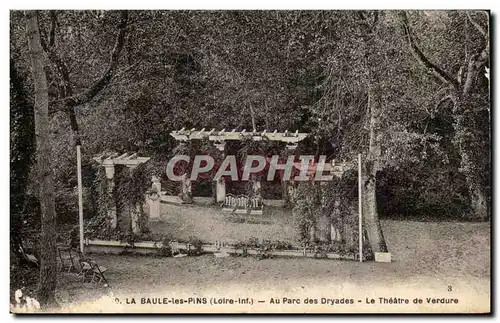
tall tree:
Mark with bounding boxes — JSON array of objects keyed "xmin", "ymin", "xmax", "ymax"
[
  {"xmin": 312, "ymin": 11, "xmax": 449, "ymax": 252},
  {"xmin": 313, "ymin": 11, "xmax": 390, "ymax": 253},
  {"xmin": 26, "ymin": 11, "xmax": 57, "ymax": 306},
  {"xmin": 357, "ymin": 11, "xmax": 388, "ymax": 252},
  {"xmin": 398, "ymin": 11, "xmax": 490, "ymax": 220}
]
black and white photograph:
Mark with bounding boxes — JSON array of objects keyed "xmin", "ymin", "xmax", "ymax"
[{"xmin": 8, "ymin": 6, "xmax": 491, "ymax": 314}]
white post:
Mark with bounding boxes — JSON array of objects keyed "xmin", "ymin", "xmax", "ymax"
[
  {"xmin": 127, "ymin": 165, "xmax": 142, "ymax": 234},
  {"xmin": 214, "ymin": 141, "xmax": 226, "ymax": 203},
  {"xmin": 103, "ymin": 160, "xmax": 117, "ymax": 229},
  {"xmin": 149, "ymin": 176, "xmax": 161, "ymax": 219},
  {"xmin": 77, "ymin": 145, "xmax": 84, "ymax": 254},
  {"xmin": 358, "ymin": 153, "xmax": 363, "ymax": 263}
]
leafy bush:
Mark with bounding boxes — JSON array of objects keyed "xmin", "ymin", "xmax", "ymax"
[{"xmin": 155, "ymin": 234, "xmax": 174, "ymax": 257}]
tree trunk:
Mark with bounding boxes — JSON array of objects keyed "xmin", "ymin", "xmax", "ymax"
[
  {"xmin": 359, "ymin": 15, "xmax": 389, "ymax": 253},
  {"xmin": 343, "ymin": 220, "xmax": 355, "ymax": 250},
  {"xmin": 453, "ymin": 99, "xmax": 490, "ymax": 220},
  {"xmin": 362, "ymin": 86, "xmax": 388, "ymax": 252},
  {"xmin": 363, "ymin": 159, "xmax": 388, "ymax": 253},
  {"xmin": 399, "ymin": 11, "xmax": 490, "ymax": 222},
  {"xmin": 26, "ymin": 10, "xmax": 57, "ymax": 307},
  {"xmin": 470, "ymin": 185, "xmax": 488, "ymax": 220}
]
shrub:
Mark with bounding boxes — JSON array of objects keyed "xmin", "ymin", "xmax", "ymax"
[
  {"xmin": 187, "ymin": 236, "xmax": 203, "ymax": 256},
  {"xmin": 156, "ymin": 234, "xmax": 174, "ymax": 257}
]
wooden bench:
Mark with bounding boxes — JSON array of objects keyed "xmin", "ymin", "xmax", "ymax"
[{"xmin": 221, "ymin": 194, "xmax": 263, "ymax": 215}]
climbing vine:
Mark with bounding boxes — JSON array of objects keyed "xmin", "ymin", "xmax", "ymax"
[
  {"xmin": 115, "ymin": 164, "xmax": 151, "ymax": 235},
  {"xmin": 292, "ymin": 169, "xmax": 361, "ymax": 254},
  {"xmin": 237, "ymin": 138, "xmax": 281, "ymax": 196},
  {"xmin": 86, "ymin": 167, "xmax": 116, "ymax": 239},
  {"xmin": 87, "ymin": 162, "xmax": 152, "ymax": 240},
  {"xmin": 293, "ymin": 182, "xmax": 320, "ymax": 244}
]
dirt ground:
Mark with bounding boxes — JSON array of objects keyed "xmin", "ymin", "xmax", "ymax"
[
  {"xmin": 150, "ymin": 203, "xmax": 298, "ymax": 243},
  {"xmin": 46, "ymin": 219, "xmax": 490, "ymax": 314}
]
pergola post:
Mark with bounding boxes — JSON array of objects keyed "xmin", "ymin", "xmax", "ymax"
[
  {"xmin": 283, "ymin": 143, "xmax": 298, "ymax": 206},
  {"xmin": 180, "ymin": 173, "xmax": 193, "ymax": 204},
  {"xmin": 102, "ymin": 159, "xmax": 117, "ymax": 229},
  {"xmin": 216, "ymin": 179, "xmax": 226, "ymax": 203},
  {"xmin": 214, "ymin": 141, "xmax": 226, "ymax": 203},
  {"xmin": 126, "ymin": 164, "xmax": 143, "ymax": 235},
  {"xmin": 251, "ymin": 177, "xmax": 261, "ymax": 198},
  {"xmin": 148, "ymin": 176, "xmax": 161, "ymax": 219}
]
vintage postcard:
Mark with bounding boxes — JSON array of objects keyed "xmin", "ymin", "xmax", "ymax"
[{"xmin": 9, "ymin": 9, "xmax": 491, "ymax": 314}]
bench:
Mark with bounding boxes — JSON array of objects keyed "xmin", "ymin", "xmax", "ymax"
[{"xmin": 221, "ymin": 194, "xmax": 263, "ymax": 215}]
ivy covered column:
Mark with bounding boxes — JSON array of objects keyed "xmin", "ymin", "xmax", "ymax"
[
  {"xmin": 283, "ymin": 143, "xmax": 298, "ymax": 207},
  {"xmin": 173, "ymin": 142, "xmax": 193, "ymax": 204},
  {"xmin": 127, "ymin": 164, "xmax": 142, "ymax": 235},
  {"xmin": 180, "ymin": 174, "xmax": 193, "ymax": 204},
  {"xmin": 102, "ymin": 159, "xmax": 117, "ymax": 229},
  {"xmin": 214, "ymin": 141, "xmax": 226, "ymax": 203},
  {"xmin": 251, "ymin": 176, "xmax": 262, "ymax": 198}
]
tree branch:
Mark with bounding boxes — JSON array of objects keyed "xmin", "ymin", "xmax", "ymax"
[
  {"xmin": 462, "ymin": 12, "xmax": 489, "ymax": 97},
  {"xmin": 40, "ymin": 29, "xmax": 72, "ymax": 99},
  {"xmin": 62, "ymin": 10, "xmax": 129, "ymax": 108},
  {"xmin": 435, "ymin": 94, "xmax": 456, "ymax": 112},
  {"xmin": 398, "ymin": 11, "xmax": 459, "ymax": 89},
  {"xmin": 48, "ymin": 10, "xmax": 57, "ymax": 48},
  {"xmin": 42, "ymin": 10, "xmax": 129, "ymax": 147},
  {"xmin": 462, "ymin": 55, "xmax": 477, "ymax": 96},
  {"xmin": 466, "ymin": 11, "xmax": 486, "ymax": 37}
]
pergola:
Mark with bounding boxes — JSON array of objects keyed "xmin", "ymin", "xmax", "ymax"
[
  {"xmin": 93, "ymin": 152, "xmax": 151, "ymax": 170},
  {"xmin": 170, "ymin": 128, "xmax": 308, "ymax": 150},
  {"xmin": 170, "ymin": 128, "xmax": 309, "ymax": 204},
  {"xmin": 93, "ymin": 152, "xmax": 151, "ymax": 232}
]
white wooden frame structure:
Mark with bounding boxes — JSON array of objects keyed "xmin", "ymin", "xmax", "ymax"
[
  {"xmin": 93, "ymin": 152, "xmax": 151, "ymax": 169},
  {"xmin": 93, "ymin": 153, "xmax": 151, "ymax": 233},
  {"xmin": 169, "ymin": 128, "xmax": 310, "ymax": 207},
  {"xmin": 170, "ymin": 128, "xmax": 308, "ymax": 150}
]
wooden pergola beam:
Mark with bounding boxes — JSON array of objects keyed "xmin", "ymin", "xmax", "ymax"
[
  {"xmin": 93, "ymin": 152, "xmax": 150, "ymax": 167},
  {"xmin": 170, "ymin": 128, "xmax": 309, "ymax": 143}
]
